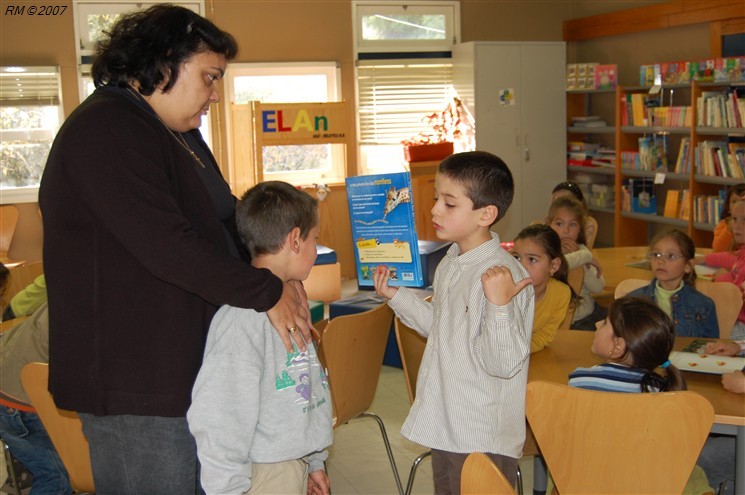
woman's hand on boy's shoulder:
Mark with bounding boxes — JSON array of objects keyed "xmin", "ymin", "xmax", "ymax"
[{"xmin": 481, "ymin": 266, "xmax": 532, "ymax": 306}]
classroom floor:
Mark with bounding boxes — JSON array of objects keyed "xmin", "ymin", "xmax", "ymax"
[{"xmin": 326, "ymin": 364, "xmax": 539, "ymax": 495}]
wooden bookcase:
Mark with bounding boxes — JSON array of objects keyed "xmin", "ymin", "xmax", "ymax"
[{"xmin": 567, "ymin": 81, "xmax": 745, "ymax": 248}]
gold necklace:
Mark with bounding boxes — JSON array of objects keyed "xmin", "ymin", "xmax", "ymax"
[{"xmin": 126, "ymin": 87, "xmax": 205, "ymax": 168}]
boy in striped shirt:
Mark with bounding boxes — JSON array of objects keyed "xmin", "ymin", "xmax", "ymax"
[{"xmin": 374, "ymin": 151, "xmax": 534, "ymax": 494}]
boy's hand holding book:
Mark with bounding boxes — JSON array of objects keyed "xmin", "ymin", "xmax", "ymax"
[
  {"xmin": 373, "ymin": 265, "xmax": 399, "ymax": 300},
  {"xmin": 704, "ymin": 340, "xmax": 741, "ymax": 357}
]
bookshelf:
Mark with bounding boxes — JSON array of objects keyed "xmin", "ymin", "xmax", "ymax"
[{"xmin": 573, "ymin": 81, "xmax": 745, "ymax": 248}]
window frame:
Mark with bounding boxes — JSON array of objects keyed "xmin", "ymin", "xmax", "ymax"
[
  {"xmin": 0, "ymin": 66, "xmax": 64, "ymax": 204},
  {"xmin": 223, "ymin": 62, "xmax": 344, "ymax": 187},
  {"xmin": 352, "ymin": 0, "xmax": 460, "ymax": 54}
]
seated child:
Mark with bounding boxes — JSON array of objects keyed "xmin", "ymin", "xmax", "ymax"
[
  {"xmin": 546, "ymin": 196, "xmax": 605, "ymax": 330},
  {"xmin": 512, "ymin": 224, "xmax": 573, "ymax": 352},
  {"xmin": 551, "ymin": 181, "xmax": 597, "ymax": 248},
  {"xmin": 712, "ymin": 183, "xmax": 745, "ymax": 252},
  {"xmin": 569, "ymin": 296, "xmax": 713, "ymax": 495},
  {"xmin": 703, "ymin": 199, "xmax": 745, "ymax": 340},
  {"xmin": 628, "ymin": 229, "xmax": 718, "ymax": 338},
  {"xmin": 699, "ymin": 340, "xmax": 745, "ymax": 494},
  {"xmin": 188, "ymin": 181, "xmax": 332, "ymax": 495}
]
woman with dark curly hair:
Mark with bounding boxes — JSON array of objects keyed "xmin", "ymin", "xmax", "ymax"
[{"xmin": 39, "ymin": 5, "xmax": 312, "ymax": 493}]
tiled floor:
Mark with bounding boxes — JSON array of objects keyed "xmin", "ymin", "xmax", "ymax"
[{"xmin": 326, "ymin": 365, "xmax": 538, "ymax": 495}]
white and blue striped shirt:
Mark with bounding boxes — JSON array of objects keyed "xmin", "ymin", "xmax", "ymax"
[
  {"xmin": 389, "ymin": 233, "xmax": 534, "ymax": 458},
  {"xmin": 568, "ymin": 362, "xmax": 655, "ymax": 393}
]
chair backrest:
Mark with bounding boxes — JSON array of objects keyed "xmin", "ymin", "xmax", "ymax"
[
  {"xmin": 20, "ymin": 362, "xmax": 95, "ymax": 493},
  {"xmin": 584, "ymin": 215, "xmax": 599, "ymax": 249},
  {"xmin": 5, "ymin": 261, "xmax": 44, "ymax": 303},
  {"xmin": 0, "ymin": 204, "xmax": 19, "ymax": 255},
  {"xmin": 461, "ymin": 452, "xmax": 516, "ymax": 495},
  {"xmin": 559, "ymin": 267, "xmax": 584, "ymax": 330},
  {"xmin": 526, "ymin": 380, "xmax": 714, "ymax": 495},
  {"xmin": 317, "ymin": 302, "xmax": 394, "ymax": 426},
  {"xmin": 614, "ymin": 278, "xmax": 648, "ymax": 299},
  {"xmin": 695, "ymin": 280, "xmax": 742, "ymax": 339},
  {"xmin": 394, "ymin": 316, "xmax": 427, "ymax": 404}
]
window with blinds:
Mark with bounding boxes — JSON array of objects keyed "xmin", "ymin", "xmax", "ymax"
[
  {"xmin": 357, "ymin": 60, "xmax": 453, "ymax": 146},
  {"xmin": 1, "ymin": 66, "xmax": 63, "ymax": 201}
]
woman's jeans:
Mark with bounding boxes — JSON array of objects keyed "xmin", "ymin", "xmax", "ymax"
[
  {"xmin": 79, "ymin": 413, "xmax": 203, "ymax": 495},
  {"xmin": 0, "ymin": 405, "xmax": 72, "ymax": 495}
]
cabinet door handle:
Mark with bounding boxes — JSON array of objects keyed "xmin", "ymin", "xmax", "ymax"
[{"xmin": 524, "ymin": 148, "xmax": 530, "ymax": 161}]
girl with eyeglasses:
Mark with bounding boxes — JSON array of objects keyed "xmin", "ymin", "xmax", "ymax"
[{"xmin": 628, "ymin": 229, "xmax": 718, "ymax": 338}]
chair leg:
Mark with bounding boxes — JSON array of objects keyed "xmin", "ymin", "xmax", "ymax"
[
  {"xmin": 2, "ymin": 439, "xmax": 22, "ymax": 495},
  {"xmin": 515, "ymin": 464, "xmax": 523, "ymax": 495},
  {"xmin": 404, "ymin": 450, "xmax": 431, "ymax": 495},
  {"xmin": 360, "ymin": 412, "xmax": 404, "ymax": 495}
]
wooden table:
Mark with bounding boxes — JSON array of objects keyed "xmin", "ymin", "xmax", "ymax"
[{"xmin": 529, "ymin": 330, "xmax": 745, "ymax": 494}]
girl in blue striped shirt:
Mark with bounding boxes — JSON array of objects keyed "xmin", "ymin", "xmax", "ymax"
[{"xmin": 568, "ymin": 296, "xmax": 685, "ymax": 393}]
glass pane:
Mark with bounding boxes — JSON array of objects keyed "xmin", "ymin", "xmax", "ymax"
[
  {"xmin": 87, "ymin": 14, "xmax": 121, "ymax": 45},
  {"xmin": 233, "ymin": 75, "xmax": 329, "ymax": 105},
  {"xmin": 1, "ymin": 106, "xmax": 59, "ymax": 188},
  {"xmin": 362, "ymin": 14, "xmax": 446, "ymax": 40},
  {"xmin": 262, "ymin": 144, "xmax": 331, "ymax": 174}
]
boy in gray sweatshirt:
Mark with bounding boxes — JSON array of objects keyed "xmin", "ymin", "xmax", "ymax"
[{"xmin": 188, "ymin": 181, "xmax": 332, "ymax": 495}]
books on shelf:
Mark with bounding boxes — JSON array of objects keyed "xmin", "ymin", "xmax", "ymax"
[
  {"xmin": 695, "ymin": 140, "xmax": 745, "ymax": 179},
  {"xmin": 621, "ymin": 178, "xmax": 656, "ymax": 214},
  {"xmin": 696, "ymin": 88, "xmax": 744, "ymax": 128},
  {"xmin": 674, "ymin": 137, "xmax": 691, "ymax": 174},
  {"xmin": 594, "ymin": 64, "xmax": 618, "ymax": 90},
  {"xmin": 638, "ymin": 136, "xmax": 667, "ymax": 171},
  {"xmin": 693, "ymin": 190, "xmax": 725, "ymax": 226},
  {"xmin": 640, "ymin": 57, "xmax": 745, "ymax": 86}
]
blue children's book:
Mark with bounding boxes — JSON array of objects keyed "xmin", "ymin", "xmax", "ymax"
[{"xmin": 345, "ymin": 172, "xmax": 424, "ymax": 288}]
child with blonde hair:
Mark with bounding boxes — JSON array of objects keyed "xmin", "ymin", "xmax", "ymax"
[{"xmin": 546, "ymin": 196, "xmax": 605, "ymax": 330}]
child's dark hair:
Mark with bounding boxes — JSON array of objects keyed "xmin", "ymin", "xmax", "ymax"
[
  {"xmin": 721, "ymin": 183, "xmax": 745, "ymax": 219},
  {"xmin": 546, "ymin": 196, "xmax": 587, "ymax": 245},
  {"xmin": 552, "ymin": 181, "xmax": 586, "ymax": 207},
  {"xmin": 608, "ymin": 296, "xmax": 686, "ymax": 393},
  {"xmin": 437, "ymin": 151, "xmax": 513, "ymax": 225},
  {"xmin": 649, "ymin": 229, "xmax": 696, "ymax": 286},
  {"xmin": 514, "ymin": 224, "xmax": 576, "ymax": 298},
  {"xmin": 236, "ymin": 181, "xmax": 318, "ymax": 257}
]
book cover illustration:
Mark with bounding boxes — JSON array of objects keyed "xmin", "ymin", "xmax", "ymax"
[
  {"xmin": 345, "ymin": 172, "xmax": 424, "ymax": 288},
  {"xmin": 669, "ymin": 348, "xmax": 745, "ymax": 375}
]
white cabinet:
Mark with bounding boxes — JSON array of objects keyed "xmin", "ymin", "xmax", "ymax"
[{"xmin": 452, "ymin": 41, "xmax": 567, "ymax": 240}]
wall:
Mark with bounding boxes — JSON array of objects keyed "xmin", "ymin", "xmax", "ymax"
[{"xmin": 2, "ymin": 0, "xmax": 712, "ymax": 275}]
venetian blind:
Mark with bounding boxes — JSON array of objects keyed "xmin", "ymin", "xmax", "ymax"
[
  {"xmin": 0, "ymin": 67, "xmax": 61, "ymax": 106},
  {"xmin": 357, "ymin": 59, "xmax": 452, "ymax": 145}
]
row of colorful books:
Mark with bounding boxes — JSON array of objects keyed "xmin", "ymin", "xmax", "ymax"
[
  {"xmin": 639, "ymin": 57, "xmax": 745, "ymax": 86},
  {"xmin": 567, "ymin": 141, "xmax": 615, "ymax": 168},
  {"xmin": 694, "ymin": 141, "xmax": 745, "ymax": 179},
  {"xmin": 693, "ymin": 192, "xmax": 726, "ymax": 226},
  {"xmin": 620, "ymin": 93, "xmax": 692, "ymax": 127},
  {"xmin": 567, "ymin": 63, "xmax": 617, "ymax": 91},
  {"xmin": 697, "ymin": 89, "xmax": 744, "ymax": 128},
  {"xmin": 620, "ymin": 136, "xmax": 668, "ymax": 171},
  {"xmin": 621, "ymin": 178, "xmax": 656, "ymax": 214}
]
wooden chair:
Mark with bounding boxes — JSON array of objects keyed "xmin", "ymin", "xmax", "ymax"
[
  {"xmin": 559, "ymin": 266, "xmax": 584, "ymax": 330},
  {"xmin": 461, "ymin": 452, "xmax": 516, "ymax": 495},
  {"xmin": 5, "ymin": 261, "xmax": 44, "ymax": 303},
  {"xmin": 525, "ymin": 380, "xmax": 714, "ymax": 495},
  {"xmin": 615, "ymin": 278, "xmax": 743, "ymax": 338},
  {"xmin": 394, "ymin": 316, "xmax": 431, "ymax": 495},
  {"xmin": 613, "ymin": 277, "xmax": 648, "ymax": 299},
  {"xmin": 317, "ymin": 302, "xmax": 403, "ymax": 495},
  {"xmin": 20, "ymin": 362, "xmax": 95, "ymax": 494},
  {"xmin": 584, "ymin": 215, "xmax": 599, "ymax": 249},
  {"xmin": 695, "ymin": 280, "xmax": 742, "ymax": 339}
]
